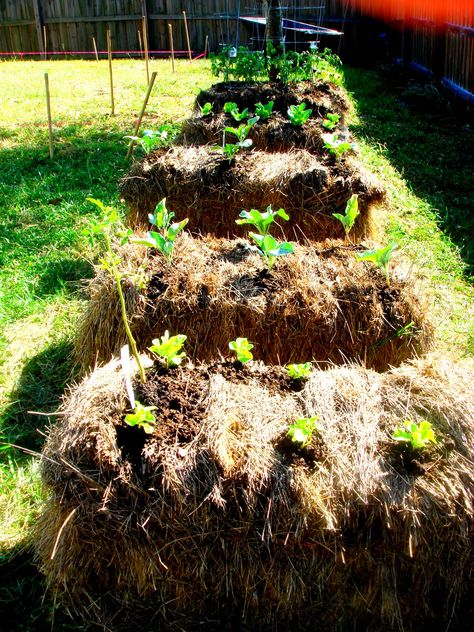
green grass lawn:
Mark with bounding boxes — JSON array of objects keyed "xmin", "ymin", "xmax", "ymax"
[{"xmin": 0, "ymin": 57, "xmax": 472, "ymax": 629}]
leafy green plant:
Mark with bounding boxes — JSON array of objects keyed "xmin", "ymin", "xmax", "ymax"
[
  {"xmin": 236, "ymin": 205, "xmax": 289, "ymax": 235},
  {"xmin": 322, "ymin": 112, "xmax": 340, "ymax": 131},
  {"xmin": 249, "ymin": 233, "xmax": 294, "ymax": 270},
  {"xmin": 322, "ymin": 133, "xmax": 354, "ymax": 159},
  {"xmin": 83, "ymin": 198, "xmax": 146, "ymax": 383},
  {"xmin": 125, "ymin": 124, "xmax": 178, "ymax": 155},
  {"xmin": 125, "ymin": 401, "xmax": 157, "ymax": 434},
  {"xmin": 287, "ymin": 416, "xmax": 321, "ymax": 448},
  {"xmin": 199, "ymin": 102, "xmax": 213, "ymax": 116},
  {"xmin": 229, "ymin": 337, "xmax": 253, "ymax": 363},
  {"xmin": 223, "ymin": 101, "xmax": 250, "ymax": 122},
  {"xmin": 255, "ymin": 100, "xmax": 274, "ymax": 120},
  {"xmin": 210, "ymin": 46, "xmax": 266, "ymax": 82},
  {"xmin": 149, "ymin": 330, "xmax": 187, "ymax": 368},
  {"xmin": 286, "ymin": 362, "xmax": 312, "ymax": 380},
  {"xmin": 213, "ymin": 119, "xmax": 257, "ymax": 162},
  {"xmin": 355, "ymin": 242, "xmax": 398, "ymax": 285},
  {"xmin": 392, "ymin": 420, "xmax": 437, "ymax": 450},
  {"xmin": 287, "ymin": 102, "xmax": 312, "ymax": 127},
  {"xmin": 332, "ymin": 194, "xmax": 359, "ymax": 237},
  {"xmin": 131, "ymin": 198, "xmax": 188, "ymax": 263},
  {"xmin": 225, "ymin": 121, "xmax": 257, "ymax": 143}
]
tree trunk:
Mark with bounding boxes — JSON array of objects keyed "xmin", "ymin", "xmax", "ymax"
[{"xmin": 266, "ymin": 0, "xmax": 284, "ymax": 81}]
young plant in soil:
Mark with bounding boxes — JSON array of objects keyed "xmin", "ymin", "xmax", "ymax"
[
  {"xmin": 332, "ymin": 194, "xmax": 359, "ymax": 237},
  {"xmin": 249, "ymin": 233, "xmax": 294, "ymax": 271},
  {"xmin": 198, "ymin": 102, "xmax": 213, "ymax": 116},
  {"xmin": 286, "ymin": 362, "xmax": 312, "ymax": 380},
  {"xmin": 125, "ymin": 401, "xmax": 157, "ymax": 434},
  {"xmin": 149, "ymin": 331, "xmax": 187, "ymax": 369},
  {"xmin": 223, "ymin": 101, "xmax": 250, "ymax": 121},
  {"xmin": 125, "ymin": 124, "xmax": 177, "ymax": 155},
  {"xmin": 322, "ymin": 112, "xmax": 340, "ymax": 131},
  {"xmin": 255, "ymin": 100, "xmax": 274, "ymax": 120},
  {"xmin": 287, "ymin": 416, "xmax": 321, "ymax": 448},
  {"xmin": 355, "ymin": 242, "xmax": 398, "ymax": 285},
  {"xmin": 392, "ymin": 420, "xmax": 437, "ymax": 450},
  {"xmin": 84, "ymin": 198, "xmax": 146, "ymax": 383},
  {"xmin": 131, "ymin": 198, "xmax": 188, "ymax": 263},
  {"xmin": 229, "ymin": 337, "xmax": 254, "ymax": 363},
  {"xmin": 213, "ymin": 119, "xmax": 257, "ymax": 162},
  {"xmin": 287, "ymin": 102, "xmax": 312, "ymax": 127},
  {"xmin": 322, "ymin": 133, "xmax": 355, "ymax": 160},
  {"xmin": 236, "ymin": 205, "xmax": 289, "ymax": 235}
]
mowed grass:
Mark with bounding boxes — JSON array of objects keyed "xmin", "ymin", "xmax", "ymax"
[{"xmin": 0, "ymin": 57, "xmax": 473, "ymax": 629}]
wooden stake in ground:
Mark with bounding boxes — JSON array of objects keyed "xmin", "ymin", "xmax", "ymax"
[
  {"xmin": 168, "ymin": 23, "xmax": 175, "ymax": 73},
  {"xmin": 106, "ymin": 30, "xmax": 115, "ymax": 116},
  {"xmin": 142, "ymin": 16, "xmax": 150, "ymax": 84},
  {"xmin": 182, "ymin": 11, "xmax": 192, "ymax": 61},
  {"xmin": 126, "ymin": 71, "xmax": 157, "ymax": 159},
  {"xmin": 138, "ymin": 29, "xmax": 143, "ymax": 58},
  {"xmin": 204, "ymin": 35, "xmax": 209, "ymax": 58},
  {"xmin": 44, "ymin": 73, "xmax": 54, "ymax": 159},
  {"xmin": 92, "ymin": 36, "xmax": 99, "ymax": 62},
  {"xmin": 43, "ymin": 25, "xmax": 47, "ymax": 60}
]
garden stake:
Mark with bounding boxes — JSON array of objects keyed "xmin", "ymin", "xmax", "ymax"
[
  {"xmin": 168, "ymin": 23, "xmax": 175, "ymax": 73},
  {"xmin": 183, "ymin": 11, "xmax": 192, "ymax": 61},
  {"xmin": 43, "ymin": 25, "xmax": 47, "ymax": 60},
  {"xmin": 138, "ymin": 29, "xmax": 143, "ymax": 58},
  {"xmin": 44, "ymin": 73, "xmax": 54, "ymax": 159},
  {"xmin": 142, "ymin": 16, "xmax": 150, "ymax": 84},
  {"xmin": 92, "ymin": 36, "xmax": 99, "ymax": 62},
  {"xmin": 204, "ymin": 35, "xmax": 209, "ymax": 58},
  {"xmin": 106, "ymin": 29, "xmax": 115, "ymax": 116},
  {"xmin": 126, "ymin": 71, "xmax": 158, "ymax": 158}
]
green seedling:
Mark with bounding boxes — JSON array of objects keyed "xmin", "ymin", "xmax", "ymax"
[
  {"xmin": 199, "ymin": 102, "xmax": 213, "ymax": 116},
  {"xmin": 355, "ymin": 242, "xmax": 398, "ymax": 285},
  {"xmin": 125, "ymin": 124, "xmax": 177, "ymax": 155},
  {"xmin": 249, "ymin": 233, "xmax": 294, "ymax": 270},
  {"xmin": 392, "ymin": 420, "xmax": 437, "ymax": 450},
  {"xmin": 286, "ymin": 362, "xmax": 312, "ymax": 380},
  {"xmin": 255, "ymin": 100, "xmax": 274, "ymax": 120},
  {"xmin": 125, "ymin": 401, "xmax": 157, "ymax": 434},
  {"xmin": 224, "ymin": 121, "xmax": 257, "ymax": 144},
  {"xmin": 287, "ymin": 416, "xmax": 321, "ymax": 448},
  {"xmin": 236, "ymin": 205, "xmax": 289, "ymax": 235},
  {"xmin": 223, "ymin": 101, "xmax": 249, "ymax": 121},
  {"xmin": 229, "ymin": 337, "xmax": 254, "ymax": 363},
  {"xmin": 322, "ymin": 112, "xmax": 340, "ymax": 131},
  {"xmin": 83, "ymin": 198, "xmax": 146, "ymax": 383},
  {"xmin": 322, "ymin": 133, "xmax": 354, "ymax": 159},
  {"xmin": 149, "ymin": 330, "xmax": 187, "ymax": 369},
  {"xmin": 131, "ymin": 198, "xmax": 188, "ymax": 263},
  {"xmin": 287, "ymin": 102, "xmax": 312, "ymax": 126},
  {"xmin": 332, "ymin": 194, "xmax": 359, "ymax": 237}
]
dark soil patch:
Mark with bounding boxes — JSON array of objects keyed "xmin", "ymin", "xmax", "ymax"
[{"xmin": 276, "ymin": 433, "xmax": 328, "ymax": 469}]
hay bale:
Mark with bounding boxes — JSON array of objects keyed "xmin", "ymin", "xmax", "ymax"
[
  {"xmin": 36, "ymin": 357, "xmax": 474, "ymax": 630},
  {"xmin": 75, "ymin": 234, "xmax": 430, "ymax": 371},
  {"xmin": 120, "ymin": 146, "xmax": 385, "ymax": 240}
]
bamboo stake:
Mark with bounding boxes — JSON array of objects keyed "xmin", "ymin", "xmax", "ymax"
[
  {"xmin": 138, "ymin": 29, "xmax": 143, "ymax": 58},
  {"xmin": 106, "ymin": 29, "xmax": 115, "ymax": 116},
  {"xmin": 126, "ymin": 71, "xmax": 157, "ymax": 159},
  {"xmin": 43, "ymin": 25, "xmax": 47, "ymax": 60},
  {"xmin": 182, "ymin": 11, "xmax": 192, "ymax": 61},
  {"xmin": 204, "ymin": 35, "xmax": 209, "ymax": 58},
  {"xmin": 44, "ymin": 73, "xmax": 54, "ymax": 159},
  {"xmin": 92, "ymin": 36, "xmax": 99, "ymax": 62},
  {"xmin": 168, "ymin": 23, "xmax": 175, "ymax": 73},
  {"xmin": 142, "ymin": 16, "xmax": 150, "ymax": 84}
]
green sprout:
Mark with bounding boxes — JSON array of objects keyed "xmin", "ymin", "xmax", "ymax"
[
  {"xmin": 286, "ymin": 362, "xmax": 312, "ymax": 380},
  {"xmin": 332, "ymin": 194, "xmax": 359, "ymax": 237},
  {"xmin": 322, "ymin": 133, "xmax": 355, "ymax": 159},
  {"xmin": 149, "ymin": 330, "xmax": 187, "ymax": 369},
  {"xmin": 322, "ymin": 112, "xmax": 340, "ymax": 131},
  {"xmin": 224, "ymin": 120, "xmax": 258, "ymax": 144},
  {"xmin": 392, "ymin": 420, "xmax": 437, "ymax": 450},
  {"xmin": 125, "ymin": 401, "xmax": 157, "ymax": 434},
  {"xmin": 355, "ymin": 242, "xmax": 398, "ymax": 285},
  {"xmin": 255, "ymin": 100, "xmax": 274, "ymax": 120},
  {"xmin": 83, "ymin": 198, "xmax": 146, "ymax": 384},
  {"xmin": 287, "ymin": 416, "xmax": 321, "ymax": 448},
  {"xmin": 229, "ymin": 337, "xmax": 254, "ymax": 363},
  {"xmin": 223, "ymin": 101, "xmax": 249, "ymax": 121},
  {"xmin": 287, "ymin": 102, "xmax": 312, "ymax": 126},
  {"xmin": 236, "ymin": 205, "xmax": 289, "ymax": 235},
  {"xmin": 131, "ymin": 198, "xmax": 188, "ymax": 263},
  {"xmin": 199, "ymin": 102, "xmax": 213, "ymax": 116},
  {"xmin": 125, "ymin": 124, "xmax": 177, "ymax": 155},
  {"xmin": 249, "ymin": 233, "xmax": 294, "ymax": 270}
]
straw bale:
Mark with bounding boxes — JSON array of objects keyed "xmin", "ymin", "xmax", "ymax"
[
  {"xmin": 36, "ymin": 357, "xmax": 474, "ymax": 630},
  {"xmin": 120, "ymin": 146, "xmax": 384, "ymax": 240},
  {"xmin": 75, "ymin": 234, "xmax": 430, "ymax": 371}
]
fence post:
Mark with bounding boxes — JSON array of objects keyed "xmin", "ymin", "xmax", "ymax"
[{"xmin": 32, "ymin": 0, "xmax": 45, "ymax": 54}]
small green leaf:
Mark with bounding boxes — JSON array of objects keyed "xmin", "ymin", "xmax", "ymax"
[{"xmin": 229, "ymin": 337, "xmax": 254, "ymax": 363}]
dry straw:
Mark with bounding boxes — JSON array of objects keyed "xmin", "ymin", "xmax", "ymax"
[{"xmin": 36, "ymin": 356, "xmax": 474, "ymax": 630}]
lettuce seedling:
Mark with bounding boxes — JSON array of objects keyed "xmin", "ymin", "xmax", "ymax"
[
  {"xmin": 287, "ymin": 416, "xmax": 321, "ymax": 448},
  {"xmin": 225, "ymin": 122, "xmax": 256, "ymax": 144},
  {"xmin": 255, "ymin": 100, "xmax": 274, "ymax": 120},
  {"xmin": 149, "ymin": 330, "xmax": 187, "ymax": 368},
  {"xmin": 199, "ymin": 102, "xmax": 213, "ymax": 116},
  {"xmin": 223, "ymin": 101, "xmax": 249, "ymax": 121},
  {"xmin": 125, "ymin": 124, "xmax": 177, "ymax": 155},
  {"xmin": 125, "ymin": 401, "xmax": 157, "ymax": 434},
  {"xmin": 355, "ymin": 242, "xmax": 398, "ymax": 285},
  {"xmin": 286, "ymin": 362, "xmax": 312, "ymax": 380},
  {"xmin": 322, "ymin": 133, "xmax": 354, "ymax": 159},
  {"xmin": 287, "ymin": 102, "xmax": 312, "ymax": 126},
  {"xmin": 229, "ymin": 337, "xmax": 253, "ymax": 363},
  {"xmin": 131, "ymin": 198, "xmax": 188, "ymax": 263},
  {"xmin": 249, "ymin": 233, "xmax": 294, "ymax": 270},
  {"xmin": 322, "ymin": 112, "xmax": 340, "ymax": 131},
  {"xmin": 392, "ymin": 420, "xmax": 437, "ymax": 450},
  {"xmin": 332, "ymin": 194, "xmax": 359, "ymax": 237},
  {"xmin": 236, "ymin": 205, "xmax": 289, "ymax": 235}
]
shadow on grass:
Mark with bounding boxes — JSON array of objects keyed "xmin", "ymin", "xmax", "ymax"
[
  {"xmin": 344, "ymin": 68, "xmax": 474, "ymax": 275},
  {"xmin": 36, "ymin": 258, "xmax": 94, "ymax": 299}
]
